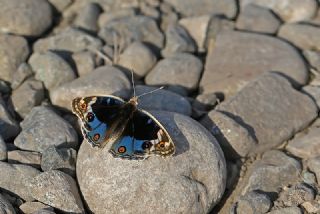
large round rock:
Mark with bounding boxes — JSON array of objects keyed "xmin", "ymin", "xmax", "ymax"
[{"xmin": 77, "ymin": 111, "xmax": 226, "ymax": 214}]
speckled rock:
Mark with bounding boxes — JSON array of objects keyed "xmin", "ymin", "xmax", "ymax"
[
  {"xmin": 77, "ymin": 111, "xmax": 226, "ymax": 214},
  {"xmin": 231, "ymin": 191, "xmax": 272, "ymax": 214},
  {"xmin": 19, "ymin": 202, "xmax": 54, "ymax": 214},
  {"xmin": 200, "ymin": 31, "xmax": 308, "ymax": 96},
  {"xmin": 268, "ymin": 207, "xmax": 302, "ymax": 214},
  {"xmin": 0, "ymin": 135, "xmax": 7, "ymax": 161},
  {"xmin": 8, "ymin": 150, "xmax": 41, "ymax": 169},
  {"xmin": 14, "ymin": 106, "xmax": 78, "ymax": 153},
  {"xmin": 118, "ymin": 42, "xmax": 157, "ymax": 78},
  {"xmin": 0, "ymin": 34, "xmax": 29, "ymax": 82},
  {"xmin": 74, "ymin": 3, "xmax": 102, "ymax": 32},
  {"xmin": 0, "ymin": 96, "xmax": 20, "ymax": 140},
  {"xmin": 72, "ymin": 51, "xmax": 97, "ymax": 77},
  {"xmin": 0, "ymin": 0, "xmax": 52, "ymax": 36},
  {"xmin": 278, "ymin": 183, "xmax": 315, "ymax": 207},
  {"xmin": 29, "ymin": 51, "xmax": 76, "ymax": 90},
  {"xmin": 0, "ymin": 193, "xmax": 15, "ymax": 214},
  {"xmin": 28, "ymin": 170, "xmax": 84, "ymax": 213},
  {"xmin": 50, "ymin": 65, "xmax": 131, "ymax": 110},
  {"xmin": 0, "ymin": 162, "xmax": 40, "ymax": 201},
  {"xmin": 145, "ymin": 53, "xmax": 203, "ymax": 91},
  {"xmin": 11, "ymin": 63, "xmax": 33, "ymax": 90}
]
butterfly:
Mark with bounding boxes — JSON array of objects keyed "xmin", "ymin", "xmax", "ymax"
[{"xmin": 71, "ymin": 91, "xmax": 175, "ymax": 160}]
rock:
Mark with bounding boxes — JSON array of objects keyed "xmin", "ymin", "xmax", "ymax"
[
  {"xmin": 135, "ymin": 85, "xmax": 192, "ymax": 116},
  {"xmin": 34, "ymin": 27, "xmax": 103, "ymax": 53},
  {"xmin": 303, "ymin": 85, "xmax": 320, "ymax": 108},
  {"xmin": 72, "ymin": 51, "xmax": 97, "ymax": 77},
  {"xmin": 301, "ymin": 200, "xmax": 320, "ymax": 213},
  {"xmin": 278, "ymin": 183, "xmax": 315, "ymax": 207},
  {"xmin": 50, "ymin": 65, "xmax": 131, "ymax": 110},
  {"xmin": 307, "ymin": 156, "xmax": 320, "ymax": 183},
  {"xmin": 243, "ymin": 150, "xmax": 301, "ymax": 196},
  {"xmin": 98, "ymin": 9, "xmax": 136, "ymax": 27},
  {"xmin": 192, "ymin": 93, "xmax": 218, "ymax": 119},
  {"xmin": 14, "ymin": 106, "xmax": 78, "ymax": 153},
  {"xmin": 164, "ymin": 0, "xmax": 237, "ymax": 18},
  {"xmin": 0, "ymin": 0, "xmax": 52, "ymax": 36},
  {"xmin": 29, "ymin": 51, "xmax": 76, "ymax": 90},
  {"xmin": 0, "ymin": 162, "xmax": 40, "ymax": 201},
  {"xmin": 145, "ymin": 53, "xmax": 203, "ymax": 91},
  {"xmin": 231, "ymin": 191, "xmax": 272, "ymax": 214},
  {"xmin": 98, "ymin": 15, "xmax": 164, "ymax": 50},
  {"xmin": 28, "ymin": 170, "xmax": 84, "ymax": 213},
  {"xmin": 11, "ymin": 63, "xmax": 33, "ymax": 90},
  {"xmin": 77, "ymin": 111, "xmax": 226, "ymax": 214},
  {"xmin": 11, "ymin": 79, "xmax": 45, "ymax": 118},
  {"xmin": 74, "ymin": 3, "xmax": 102, "ymax": 32},
  {"xmin": 8, "ymin": 150, "xmax": 41, "ymax": 169},
  {"xmin": 48, "ymin": 0, "xmax": 72, "ymax": 12},
  {"xmin": 200, "ymin": 31, "xmax": 308, "ymax": 97},
  {"xmin": 303, "ymin": 50, "xmax": 320, "ymax": 72},
  {"xmin": 240, "ymin": 0, "xmax": 318, "ymax": 23},
  {"xmin": 161, "ymin": 24, "xmax": 196, "ymax": 57},
  {"xmin": 0, "ymin": 135, "xmax": 7, "ymax": 161},
  {"xmin": 268, "ymin": 207, "xmax": 302, "ymax": 214},
  {"xmin": 41, "ymin": 146, "xmax": 77, "ymax": 177},
  {"xmin": 236, "ymin": 4, "xmax": 281, "ymax": 34},
  {"xmin": 0, "ymin": 34, "xmax": 29, "ymax": 82},
  {"xmin": 118, "ymin": 42, "xmax": 157, "ymax": 78},
  {"xmin": 203, "ymin": 73, "xmax": 318, "ymax": 158},
  {"xmin": 140, "ymin": 2, "xmax": 160, "ymax": 19},
  {"xmin": 278, "ymin": 23, "xmax": 320, "ymax": 51},
  {"xmin": 20, "ymin": 202, "xmax": 54, "ymax": 214},
  {"xmin": 0, "ymin": 193, "xmax": 15, "ymax": 214},
  {"xmin": 32, "ymin": 209, "xmax": 56, "ymax": 214},
  {"xmin": 0, "ymin": 96, "xmax": 20, "ymax": 140},
  {"xmin": 160, "ymin": 11, "xmax": 179, "ymax": 31},
  {"xmin": 302, "ymin": 170, "xmax": 317, "ymax": 186}
]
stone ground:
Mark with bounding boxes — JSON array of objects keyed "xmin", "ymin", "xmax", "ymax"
[{"xmin": 0, "ymin": 0, "xmax": 320, "ymax": 213}]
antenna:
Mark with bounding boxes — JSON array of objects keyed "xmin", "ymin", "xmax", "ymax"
[
  {"xmin": 130, "ymin": 69, "xmax": 136, "ymax": 97},
  {"xmin": 136, "ymin": 86, "xmax": 164, "ymax": 99}
]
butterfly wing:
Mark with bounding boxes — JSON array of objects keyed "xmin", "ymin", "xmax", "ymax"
[
  {"xmin": 109, "ymin": 109, "xmax": 175, "ymax": 159},
  {"xmin": 72, "ymin": 95, "xmax": 126, "ymax": 147}
]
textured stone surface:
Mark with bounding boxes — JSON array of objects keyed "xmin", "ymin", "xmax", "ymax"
[
  {"xmin": 28, "ymin": 170, "xmax": 84, "ymax": 213},
  {"xmin": 307, "ymin": 156, "xmax": 320, "ymax": 183},
  {"xmin": 0, "ymin": 193, "xmax": 15, "ymax": 214},
  {"xmin": 19, "ymin": 202, "xmax": 54, "ymax": 214},
  {"xmin": 14, "ymin": 106, "xmax": 78, "ymax": 153},
  {"xmin": 0, "ymin": 162, "xmax": 40, "ymax": 201},
  {"xmin": 0, "ymin": 34, "xmax": 29, "ymax": 82},
  {"xmin": 303, "ymin": 50, "xmax": 320, "ymax": 72},
  {"xmin": 74, "ymin": 3, "xmax": 101, "ymax": 32},
  {"xmin": 98, "ymin": 9, "xmax": 136, "ymax": 27},
  {"xmin": 8, "ymin": 150, "xmax": 41, "ymax": 168},
  {"xmin": 268, "ymin": 207, "xmax": 302, "ymax": 214},
  {"xmin": 145, "ymin": 53, "xmax": 203, "ymax": 91},
  {"xmin": 48, "ymin": 0, "xmax": 72, "ymax": 12},
  {"xmin": 0, "ymin": 96, "xmax": 20, "ymax": 140},
  {"xmin": 50, "ymin": 65, "xmax": 131, "ymax": 110},
  {"xmin": 278, "ymin": 183, "xmax": 315, "ymax": 207},
  {"xmin": 77, "ymin": 111, "xmax": 226, "ymax": 214},
  {"xmin": 231, "ymin": 191, "xmax": 272, "ymax": 214},
  {"xmin": 200, "ymin": 31, "xmax": 309, "ymax": 96},
  {"xmin": 0, "ymin": 0, "xmax": 52, "ymax": 36},
  {"xmin": 72, "ymin": 51, "xmax": 97, "ymax": 77},
  {"xmin": 0, "ymin": 135, "xmax": 7, "ymax": 161},
  {"xmin": 303, "ymin": 85, "xmax": 320, "ymax": 108},
  {"xmin": 11, "ymin": 63, "xmax": 33, "ymax": 90}
]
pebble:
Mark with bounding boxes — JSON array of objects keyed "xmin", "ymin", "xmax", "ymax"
[
  {"xmin": 74, "ymin": 3, "xmax": 102, "ymax": 33},
  {"xmin": 231, "ymin": 190, "xmax": 272, "ymax": 213},
  {"xmin": 161, "ymin": 24, "xmax": 196, "ymax": 57},
  {"xmin": 11, "ymin": 79, "xmax": 45, "ymax": 118},
  {"xmin": 77, "ymin": 111, "xmax": 226, "ymax": 214},
  {"xmin": 41, "ymin": 146, "xmax": 77, "ymax": 177},
  {"xmin": 0, "ymin": 135, "xmax": 7, "ymax": 161},
  {"xmin": 11, "ymin": 63, "xmax": 33, "ymax": 90},
  {"xmin": 140, "ymin": 2, "xmax": 160, "ymax": 20},
  {"xmin": 307, "ymin": 156, "xmax": 320, "ymax": 183},
  {"xmin": 268, "ymin": 207, "xmax": 302, "ymax": 214},
  {"xmin": 118, "ymin": 42, "xmax": 157, "ymax": 78},
  {"xmin": 0, "ymin": 0, "xmax": 52, "ymax": 36},
  {"xmin": 48, "ymin": 0, "xmax": 72, "ymax": 12},
  {"xmin": 19, "ymin": 201, "xmax": 54, "ymax": 214},
  {"xmin": 160, "ymin": 11, "xmax": 179, "ymax": 31},
  {"xmin": 28, "ymin": 170, "xmax": 84, "ymax": 213},
  {"xmin": 200, "ymin": 31, "xmax": 309, "ymax": 97},
  {"xmin": 29, "ymin": 51, "xmax": 76, "ymax": 90},
  {"xmin": 303, "ymin": 85, "xmax": 320, "ymax": 108},
  {"xmin": 236, "ymin": 4, "xmax": 281, "ymax": 34},
  {"xmin": 0, "ymin": 193, "xmax": 15, "ymax": 214},
  {"xmin": 98, "ymin": 9, "xmax": 136, "ymax": 28},
  {"xmin": 72, "ymin": 51, "xmax": 97, "ymax": 77},
  {"xmin": 301, "ymin": 200, "xmax": 320, "ymax": 213},
  {"xmin": 0, "ymin": 162, "xmax": 40, "ymax": 201},
  {"xmin": 193, "ymin": 93, "xmax": 218, "ymax": 111},
  {"xmin": 303, "ymin": 50, "xmax": 320, "ymax": 72},
  {"xmin": 0, "ymin": 96, "xmax": 20, "ymax": 140},
  {"xmin": 14, "ymin": 106, "xmax": 78, "ymax": 153},
  {"xmin": 8, "ymin": 150, "xmax": 41, "ymax": 169},
  {"xmin": 240, "ymin": 0, "xmax": 318, "ymax": 23},
  {"xmin": 145, "ymin": 53, "xmax": 203, "ymax": 91},
  {"xmin": 33, "ymin": 27, "xmax": 103, "ymax": 53},
  {"xmin": 50, "ymin": 65, "xmax": 131, "ymax": 110},
  {"xmin": 278, "ymin": 23, "xmax": 320, "ymax": 51},
  {"xmin": 0, "ymin": 34, "xmax": 29, "ymax": 82},
  {"xmin": 278, "ymin": 183, "xmax": 315, "ymax": 207}
]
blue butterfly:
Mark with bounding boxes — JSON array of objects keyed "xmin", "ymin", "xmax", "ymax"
[{"xmin": 72, "ymin": 94, "xmax": 175, "ymax": 159}]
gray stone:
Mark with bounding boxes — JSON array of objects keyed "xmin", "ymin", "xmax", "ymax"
[
  {"xmin": 307, "ymin": 156, "xmax": 320, "ymax": 183},
  {"xmin": 0, "ymin": 0, "xmax": 52, "ymax": 36},
  {"xmin": 72, "ymin": 51, "xmax": 97, "ymax": 77},
  {"xmin": 160, "ymin": 11, "xmax": 179, "ymax": 31},
  {"xmin": 77, "ymin": 111, "xmax": 226, "ymax": 214},
  {"xmin": 278, "ymin": 23, "xmax": 320, "ymax": 51},
  {"xmin": 98, "ymin": 15, "xmax": 164, "ymax": 50},
  {"xmin": 0, "ymin": 34, "xmax": 29, "ymax": 82},
  {"xmin": 0, "ymin": 193, "xmax": 15, "ymax": 214},
  {"xmin": 11, "ymin": 63, "xmax": 33, "ymax": 90},
  {"xmin": 0, "ymin": 162, "xmax": 40, "ymax": 201},
  {"xmin": 50, "ymin": 65, "xmax": 131, "ymax": 110},
  {"xmin": 14, "ymin": 106, "xmax": 78, "ymax": 153},
  {"xmin": 200, "ymin": 31, "xmax": 308, "ymax": 97},
  {"xmin": 118, "ymin": 42, "xmax": 157, "ymax": 78},
  {"xmin": 145, "ymin": 53, "xmax": 203, "ymax": 91},
  {"xmin": 34, "ymin": 27, "xmax": 103, "ymax": 53},
  {"xmin": 135, "ymin": 85, "xmax": 192, "ymax": 116},
  {"xmin": 32, "ymin": 209, "xmax": 56, "ymax": 214},
  {"xmin": 140, "ymin": 2, "xmax": 160, "ymax": 19},
  {"xmin": 193, "ymin": 93, "xmax": 218, "ymax": 111},
  {"xmin": 164, "ymin": 0, "xmax": 237, "ymax": 18},
  {"xmin": 267, "ymin": 207, "xmax": 302, "ymax": 214},
  {"xmin": 278, "ymin": 183, "xmax": 315, "ymax": 207},
  {"xmin": 202, "ymin": 73, "xmax": 318, "ymax": 158},
  {"xmin": 8, "ymin": 150, "xmax": 41, "ymax": 169},
  {"xmin": 98, "ymin": 9, "xmax": 136, "ymax": 27},
  {"xmin": 29, "ymin": 51, "xmax": 76, "ymax": 90},
  {"xmin": 28, "ymin": 170, "xmax": 84, "ymax": 214},
  {"xmin": 240, "ymin": 0, "xmax": 318, "ymax": 23},
  {"xmin": 232, "ymin": 191, "xmax": 272, "ymax": 214},
  {"xmin": 74, "ymin": 3, "xmax": 102, "ymax": 32},
  {"xmin": 243, "ymin": 150, "xmax": 302, "ymax": 195},
  {"xmin": 236, "ymin": 4, "xmax": 281, "ymax": 34},
  {"xmin": 20, "ymin": 202, "xmax": 54, "ymax": 214},
  {"xmin": 41, "ymin": 146, "xmax": 77, "ymax": 177},
  {"xmin": 161, "ymin": 24, "xmax": 196, "ymax": 57},
  {"xmin": 0, "ymin": 135, "xmax": 7, "ymax": 161},
  {"xmin": 303, "ymin": 50, "xmax": 320, "ymax": 72},
  {"xmin": 301, "ymin": 200, "xmax": 320, "ymax": 213},
  {"xmin": 303, "ymin": 85, "xmax": 320, "ymax": 108},
  {"xmin": 48, "ymin": 0, "xmax": 72, "ymax": 12},
  {"xmin": 11, "ymin": 79, "xmax": 45, "ymax": 118},
  {"xmin": 0, "ymin": 96, "xmax": 20, "ymax": 140}
]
